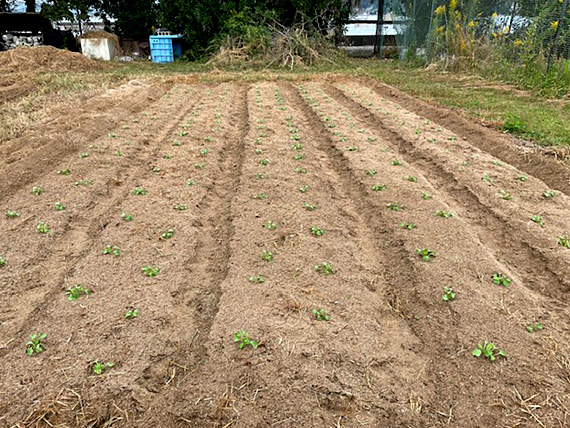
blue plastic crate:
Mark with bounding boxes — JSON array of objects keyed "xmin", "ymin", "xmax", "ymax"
[{"xmin": 150, "ymin": 35, "xmax": 183, "ymax": 64}]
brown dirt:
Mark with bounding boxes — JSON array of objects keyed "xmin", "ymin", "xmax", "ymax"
[
  {"xmin": 0, "ymin": 46, "xmax": 105, "ymax": 74},
  {"xmin": 1, "ymin": 77, "xmax": 570, "ymax": 428}
]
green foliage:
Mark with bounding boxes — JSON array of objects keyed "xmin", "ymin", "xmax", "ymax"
[
  {"xmin": 132, "ymin": 188, "xmax": 147, "ymax": 196},
  {"xmin": 0, "ymin": 255, "xmax": 6, "ymax": 267},
  {"xmin": 365, "ymin": 169, "xmax": 377, "ymax": 176},
  {"xmin": 234, "ymin": 330, "xmax": 258, "ymax": 350},
  {"xmin": 517, "ymin": 174, "xmax": 528, "ymax": 182},
  {"xmin": 526, "ymin": 322, "xmax": 544, "ymax": 333},
  {"xmin": 102, "ymin": 245, "xmax": 120, "ymax": 256},
  {"xmin": 421, "ymin": 191, "xmax": 432, "ymax": 200},
  {"xmin": 400, "ymin": 221, "xmax": 417, "ymax": 230},
  {"xmin": 37, "ymin": 221, "xmax": 50, "ymax": 234},
  {"xmin": 386, "ymin": 202, "xmax": 402, "ymax": 211},
  {"xmin": 473, "ymin": 341, "xmax": 506, "ymax": 361},
  {"xmin": 249, "ymin": 276, "xmax": 265, "ymax": 284},
  {"xmin": 435, "ymin": 210, "xmax": 454, "ymax": 218},
  {"xmin": 263, "ymin": 221, "xmax": 277, "ymax": 230},
  {"xmin": 121, "ymin": 212, "xmax": 133, "ymax": 221},
  {"xmin": 93, "ymin": 361, "xmax": 114, "ymax": 375},
  {"xmin": 482, "ymin": 173, "xmax": 492, "ymax": 183},
  {"xmin": 6, "ymin": 210, "xmax": 20, "ymax": 219},
  {"xmin": 31, "ymin": 186, "xmax": 44, "ymax": 196},
  {"xmin": 499, "ymin": 189, "xmax": 513, "ymax": 200},
  {"xmin": 530, "ymin": 215, "xmax": 545, "ymax": 227},
  {"xmin": 390, "ymin": 159, "xmax": 403, "ymax": 166},
  {"xmin": 442, "ymin": 286, "xmax": 456, "ymax": 301},
  {"xmin": 404, "ymin": 175, "xmax": 418, "ymax": 182},
  {"xmin": 371, "ymin": 184, "xmax": 387, "ymax": 191},
  {"xmin": 313, "ymin": 309, "xmax": 330, "ymax": 321},
  {"xmin": 79, "ymin": 152, "xmax": 89, "ymax": 159},
  {"xmin": 142, "ymin": 265, "xmax": 160, "ymax": 277},
  {"xmin": 174, "ymin": 204, "xmax": 188, "ymax": 210},
  {"xmin": 304, "ymin": 202, "xmax": 316, "ymax": 211},
  {"xmin": 310, "ymin": 226, "xmax": 324, "ymax": 237},
  {"xmin": 299, "ymin": 185, "xmax": 309, "ymax": 193},
  {"xmin": 125, "ymin": 308, "xmax": 139, "ymax": 319},
  {"xmin": 261, "ymin": 249, "xmax": 274, "ymax": 262},
  {"xmin": 416, "ymin": 248, "xmax": 436, "ymax": 262},
  {"xmin": 66, "ymin": 284, "xmax": 91, "ymax": 301},
  {"xmin": 314, "ymin": 262, "xmax": 336, "ymax": 275},
  {"xmin": 74, "ymin": 179, "xmax": 93, "ymax": 186},
  {"xmin": 491, "ymin": 272, "xmax": 511, "ymax": 287},
  {"xmin": 259, "ymin": 158, "xmax": 269, "ymax": 165},
  {"xmin": 543, "ymin": 190, "xmax": 556, "ymax": 198},
  {"xmin": 161, "ymin": 228, "xmax": 174, "ymax": 239},
  {"xmin": 253, "ymin": 193, "xmax": 268, "ymax": 200},
  {"xmin": 295, "ymin": 166, "xmax": 307, "ymax": 174},
  {"xmin": 58, "ymin": 169, "xmax": 71, "ymax": 176},
  {"xmin": 26, "ymin": 333, "xmax": 47, "ymax": 356},
  {"xmin": 558, "ymin": 236, "xmax": 570, "ymax": 249},
  {"xmin": 54, "ymin": 202, "xmax": 66, "ymax": 211}
]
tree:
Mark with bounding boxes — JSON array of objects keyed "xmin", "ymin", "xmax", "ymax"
[
  {"xmin": 101, "ymin": 0, "xmax": 157, "ymax": 39},
  {"xmin": 41, "ymin": 0, "xmax": 103, "ymax": 34}
]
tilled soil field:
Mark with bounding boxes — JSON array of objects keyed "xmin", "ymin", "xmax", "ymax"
[{"xmin": 1, "ymin": 77, "xmax": 570, "ymax": 427}]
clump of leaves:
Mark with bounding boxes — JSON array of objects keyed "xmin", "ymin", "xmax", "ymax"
[
  {"xmin": 263, "ymin": 221, "xmax": 277, "ymax": 230},
  {"xmin": 543, "ymin": 190, "xmax": 556, "ymax": 198},
  {"xmin": 390, "ymin": 159, "xmax": 403, "ymax": 166},
  {"xmin": 304, "ymin": 202, "xmax": 316, "ymax": 211},
  {"xmin": 254, "ymin": 173, "xmax": 265, "ymax": 180},
  {"xmin": 295, "ymin": 166, "xmax": 307, "ymax": 174},
  {"xmin": 0, "ymin": 255, "xmax": 6, "ymax": 267},
  {"xmin": 491, "ymin": 272, "xmax": 511, "ymax": 287},
  {"xmin": 74, "ymin": 179, "xmax": 93, "ymax": 187},
  {"xmin": 234, "ymin": 331, "xmax": 259, "ymax": 349},
  {"xmin": 66, "ymin": 284, "xmax": 91, "ymax": 301},
  {"xmin": 299, "ymin": 185, "xmax": 309, "ymax": 193},
  {"xmin": 259, "ymin": 158, "xmax": 269, "ymax": 166},
  {"xmin": 262, "ymin": 249, "xmax": 274, "ymax": 262},
  {"xmin": 26, "ymin": 333, "xmax": 47, "ymax": 356},
  {"xmin": 557, "ymin": 236, "xmax": 570, "ymax": 249},
  {"xmin": 93, "ymin": 361, "xmax": 114, "ymax": 375},
  {"xmin": 371, "ymin": 184, "xmax": 387, "ymax": 191},
  {"xmin": 365, "ymin": 169, "xmax": 377, "ymax": 176},
  {"xmin": 293, "ymin": 154, "xmax": 305, "ymax": 160},
  {"xmin": 442, "ymin": 286, "xmax": 456, "ymax": 301},
  {"xmin": 386, "ymin": 202, "xmax": 402, "ymax": 211},
  {"xmin": 347, "ymin": 146, "xmax": 357, "ymax": 151},
  {"xmin": 248, "ymin": 276, "xmax": 265, "ymax": 284},
  {"xmin": 499, "ymin": 190, "xmax": 513, "ymax": 200},
  {"xmin": 125, "ymin": 308, "xmax": 139, "ymax": 319},
  {"xmin": 195, "ymin": 162, "xmax": 206, "ymax": 169},
  {"xmin": 435, "ymin": 210, "xmax": 454, "ymax": 219},
  {"xmin": 530, "ymin": 215, "xmax": 545, "ymax": 227},
  {"xmin": 421, "ymin": 192, "xmax": 432, "ymax": 200},
  {"xmin": 132, "ymin": 187, "xmax": 147, "ymax": 196},
  {"xmin": 291, "ymin": 143, "xmax": 303, "ymax": 151},
  {"xmin": 54, "ymin": 202, "xmax": 65, "ymax": 211},
  {"xmin": 185, "ymin": 179, "xmax": 195, "ymax": 186},
  {"xmin": 31, "ymin": 186, "xmax": 44, "ymax": 196},
  {"xmin": 174, "ymin": 204, "xmax": 188, "ymax": 211},
  {"xmin": 253, "ymin": 193, "xmax": 268, "ymax": 200},
  {"xmin": 400, "ymin": 221, "xmax": 416, "ymax": 230},
  {"xmin": 142, "ymin": 265, "xmax": 160, "ymax": 277},
  {"xmin": 526, "ymin": 323, "xmax": 544, "ymax": 333},
  {"xmin": 404, "ymin": 175, "xmax": 418, "ymax": 182},
  {"xmin": 313, "ymin": 309, "xmax": 331, "ymax": 321},
  {"xmin": 37, "ymin": 221, "xmax": 50, "ymax": 234},
  {"xmin": 172, "ymin": 140, "xmax": 181, "ymax": 147},
  {"xmin": 102, "ymin": 245, "xmax": 120, "ymax": 256},
  {"xmin": 121, "ymin": 212, "xmax": 133, "ymax": 221},
  {"xmin": 416, "ymin": 248, "xmax": 436, "ymax": 262},
  {"xmin": 78, "ymin": 152, "xmax": 89, "ymax": 159},
  {"xmin": 6, "ymin": 210, "xmax": 20, "ymax": 219},
  {"xmin": 58, "ymin": 169, "xmax": 71, "ymax": 176},
  {"xmin": 482, "ymin": 173, "xmax": 492, "ymax": 183},
  {"xmin": 473, "ymin": 341, "xmax": 506, "ymax": 361},
  {"xmin": 517, "ymin": 175, "xmax": 528, "ymax": 182},
  {"xmin": 161, "ymin": 229, "xmax": 174, "ymax": 239},
  {"xmin": 311, "ymin": 226, "xmax": 325, "ymax": 237},
  {"xmin": 200, "ymin": 148, "xmax": 210, "ymax": 156},
  {"xmin": 314, "ymin": 262, "xmax": 337, "ymax": 275}
]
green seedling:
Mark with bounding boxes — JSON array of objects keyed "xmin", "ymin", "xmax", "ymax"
[
  {"xmin": 557, "ymin": 236, "xmax": 570, "ymax": 249},
  {"xmin": 121, "ymin": 212, "xmax": 133, "ymax": 221},
  {"xmin": 204, "ymin": 136, "xmax": 212, "ymax": 142},
  {"xmin": 74, "ymin": 179, "xmax": 93, "ymax": 186},
  {"xmin": 543, "ymin": 190, "xmax": 556, "ymax": 198},
  {"xmin": 31, "ymin": 186, "xmax": 44, "ymax": 196},
  {"xmin": 530, "ymin": 215, "xmax": 545, "ymax": 227},
  {"xmin": 473, "ymin": 341, "xmax": 506, "ymax": 361},
  {"xmin": 304, "ymin": 202, "xmax": 316, "ymax": 211},
  {"xmin": 416, "ymin": 248, "xmax": 436, "ymax": 262},
  {"xmin": 482, "ymin": 173, "xmax": 492, "ymax": 183},
  {"xmin": 234, "ymin": 331, "xmax": 258, "ymax": 349},
  {"xmin": 259, "ymin": 132, "xmax": 268, "ymax": 137},
  {"xmin": 299, "ymin": 185, "xmax": 309, "ymax": 193},
  {"xmin": 371, "ymin": 184, "xmax": 387, "ymax": 191},
  {"xmin": 174, "ymin": 204, "xmax": 188, "ymax": 211},
  {"xmin": 161, "ymin": 229, "xmax": 174, "ymax": 239},
  {"xmin": 459, "ymin": 161, "xmax": 469, "ymax": 166},
  {"xmin": 517, "ymin": 175, "xmax": 528, "ymax": 182},
  {"xmin": 93, "ymin": 361, "xmax": 114, "ymax": 375},
  {"xmin": 400, "ymin": 221, "xmax": 416, "ymax": 230},
  {"xmin": 142, "ymin": 265, "xmax": 160, "ymax": 277},
  {"xmin": 254, "ymin": 138, "xmax": 262, "ymax": 145},
  {"xmin": 58, "ymin": 169, "xmax": 71, "ymax": 176},
  {"xmin": 421, "ymin": 192, "xmax": 432, "ymax": 200},
  {"xmin": 291, "ymin": 143, "xmax": 303, "ymax": 151},
  {"xmin": 37, "ymin": 221, "xmax": 50, "ymax": 234},
  {"xmin": 367, "ymin": 137, "xmax": 377, "ymax": 142},
  {"xmin": 526, "ymin": 323, "xmax": 543, "ymax": 333},
  {"xmin": 253, "ymin": 193, "xmax": 268, "ymax": 200},
  {"xmin": 314, "ymin": 262, "xmax": 337, "ymax": 275},
  {"xmin": 115, "ymin": 149, "xmax": 122, "ymax": 156},
  {"xmin": 255, "ymin": 148, "xmax": 263, "ymax": 155},
  {"xmin": 185, "ymin": 179, "xmax": 195, "ymax": 186},
  {"xmin": 0, "ymin": 255, "xmax": 6, "ymax": 267},
  {"xmin": 66, "ymin": 284, "xmax": 91, "ymax": 301},
  {"xmin": 294, "ymin": 154, "xmax": 305, "ymax": 160},
  {"xmin": 499, "ymin": 190, "xmax": 513, "ymax": 200},
  {"xmin": 348, "ymin": 146, "xmax": 357, "ymax": 151},
  {"xmin": 390, "ymin": 159, "xmax": 403, "ymax": 166},
  {"xmin": 414, "ymin": 129, "xmax": 421, "ymax": 135},
  {"xmin": 386, "ymin": 202, "xmax": 402, "ymax": 211},
  {"xmin": 435, "ymin": 210, "xmax": 454, "ymax": 219},
  {"xmin": 295, "ymin": 167, "xmax": 307, "ymax": 174},
  {"xmin": 26, "ymin": 333, "xmax": 46, "ymax": 356},
  {"xmin": 263, "ymin": 221, "xmax": 277, "ymax": 230},
  {"xmin": 365, "ymin": 169, "xmax": 377, "ymax": 176},
  {"xmin": 442, "ymin": 286, "xmax": 456, "ymax": 301},
  {"xmin": 125, "ymin": 308, "xmax": 139, "ymax": 319},
  {"xmin": 262, "ymin": 250, "xmax": 274, "ymax": 262},
  {"xmin": 195, "ymin": 162, "xmax": 206, "ymax": 169},
  {"xmin": 172, "ymin": 140, "xmax": 181, "ymax": 146},
  {"xmin": 200, "ymin": 149, "xmax": 210, "ymax": 155},
  {"xmin": 311, "ymin": 226, "xmax": 325, "ymax": 237},
  {"xmin": 404, "ymin": 175, "xmax": 418, "ymax": 182},
  {"xmin": 78, "ymin": 152, "xmax": 89, "ymax": 159},
  {"xmin": 491, "ymin": 272, "xmax": 511, "ymax": 287},
  {"xmin": 6, "ymin": 210, "xmax": 20, "ymax": 219},
  {"xmin": 248, "ymin": 276, "xmax": 265, "ymax": 284},
  {"xmin": 259, "ymin": 158, "xmax": 269, "ymax": 166},
  {"xmin": 108, "ymin": 132, "xmax": 116, "ymax": 138},
  {"xmin": 102, "ymin": 245, "xmax": 120, "ymax": 256},
  {"xmin": 313, "ymin": 309, "xmax": 331, "ymax": 321},
  {"xmin": 178, "ymin": 131, "xmax": 188, "ymax": 137},
  {"xmin": 122, "ymin": 124, "xmax": 130, "ymax": 129},
  {"xmin": 254, "ymin": 173, "xmax": 265, "ymax": 180},
  {"xmin": 163, "ymin": 155, "xmax": 173, "ymax": 159}
]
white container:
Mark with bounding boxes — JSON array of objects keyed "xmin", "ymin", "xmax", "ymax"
[{"xmin": 80, "ymin": 38, "xmax": 116, "ymax": 61}]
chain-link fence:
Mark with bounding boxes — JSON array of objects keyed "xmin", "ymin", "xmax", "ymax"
[{"xmin": 389, "ymin": 0, "xmax": 570, "ymax": 96}]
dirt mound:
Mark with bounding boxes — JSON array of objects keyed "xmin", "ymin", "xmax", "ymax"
[{"xmin": 0, "ymin": 46, "xmax": 103, "ymax": 73}]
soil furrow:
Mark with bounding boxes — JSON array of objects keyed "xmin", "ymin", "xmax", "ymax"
[{"xmin": 322, "ymin": 83, "xmax": 570, "ymax": 305}]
